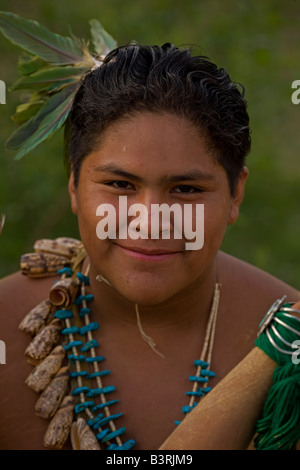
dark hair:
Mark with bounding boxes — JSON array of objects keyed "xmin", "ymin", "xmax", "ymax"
[{"xmin": 65, "ymin": 43, "xmax": 251, "ymax": 195}]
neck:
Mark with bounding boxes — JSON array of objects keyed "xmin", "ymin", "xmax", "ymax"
[{"xmin": 82, "ymin": 254, "xmax": 220, "ymax": 331}]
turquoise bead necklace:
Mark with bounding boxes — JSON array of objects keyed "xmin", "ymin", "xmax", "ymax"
[{"xmin": 56, "ymin": 267, "xmax": 220, "ymax": 450}]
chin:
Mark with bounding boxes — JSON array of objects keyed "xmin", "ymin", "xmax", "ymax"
[
  {"xmin": 91, "ymin": 256, "xmax": 195, "ymax": 306},
  {"xmin": 130, "ymin": 292, "xmax": 169, "ymax": 307},
  {"xmin": 111, "ymin": 278, "xmax": 180, "ymax": 307}
]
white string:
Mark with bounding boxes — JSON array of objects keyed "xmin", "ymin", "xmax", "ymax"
[
  {"xmin": 96, "ymin": 274, "xmax": 113, "ymax": 286},
  {"xmin": 135, "ymin": 304, "xmax": 165, "ymax": 359},
  {"xmin": 95, "ymin": 272, "xmax": 165, "ymax": 358}
]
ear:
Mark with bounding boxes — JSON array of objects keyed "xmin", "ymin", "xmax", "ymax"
[
  {"xmin": 227, "ymin": 167, "xmax": 249, "ymax": 226},
  {"xmin": 68, "ymin": 172, "xmax": 78, "ymax": 215}
]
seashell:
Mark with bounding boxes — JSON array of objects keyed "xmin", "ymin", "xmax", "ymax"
[
  {"xmin": 35, "ymin": 366, "xmax": 69, "ymax": 418},
  {"xmin": 19, "ymin": 299, "xmax": 55, "ymax": 337},
  {"xmin": 55, "ymin": 237, "xmax": 82, "ymax": 248},
  {"xmin": 71, "ymin": 418, "xmax": 101, "ymax": 450},
  {"xmin": 49, "ymin": 277, "xmax": 79, "ymax": 307},
  {"xmin": 43, "ymin": 395, "xmax": 74, "ymax": 449},
  {"xmin": 24, "ymin": 319, "xmax": 62, "ymax": 366},
  {"xmin": 34, "ymin": 238, "xmax": 82, "ymax": 259},
  {"xmin": 20, "ymin": 252, "xmax": 70, "ymax": 278},
  {"xmin": 25, "ymin": 345, "xmax": 65, "ymax": 393}
]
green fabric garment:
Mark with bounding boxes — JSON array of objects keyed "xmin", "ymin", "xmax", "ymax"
[{"xmin": 254, "ymin": 303, "xmax": 300, "ymax": 450}]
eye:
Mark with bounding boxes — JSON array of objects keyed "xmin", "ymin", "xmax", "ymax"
[
  {"xmin": 172, "ymin": 185, "xmax": 203, "ymax": 194},
  {"xmin": 106, "ymin": 180, "xmax": 136, "ymax": 190}
]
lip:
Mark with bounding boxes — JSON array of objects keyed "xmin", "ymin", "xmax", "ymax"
[{"xmin": 115, "ymin": 244, "xmax": 182, "ymax": 262}]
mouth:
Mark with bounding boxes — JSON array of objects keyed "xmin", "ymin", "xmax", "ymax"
[{"xmin": 115, "ymin": 243, "xmax": 183, "ymax": 262}]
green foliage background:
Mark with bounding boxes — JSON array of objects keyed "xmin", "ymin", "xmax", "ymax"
[{"xmin": 0, "ymin": 0, "xmax": 299, "ymax": 288}]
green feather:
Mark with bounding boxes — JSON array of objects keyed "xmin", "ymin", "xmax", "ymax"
[
  {"xmin": 6, "ymin": 85, "xmax": 78, "ymax": 158},
  {"xmin": 10, "ymin": 65, "xmax": 86, "ymax": 91},
  {"xmin": 0, "ymin": 12, "xmax": 118, "ymax": 160},
  {"xmin": 89, "ymin": 19, "xmax": 117, "ymax": 56},
  {"xmin": 12, "ymin": 100, "xmax": 45, "ymax": 125},
  {"xmin": 0, "ymin": 11, "xmax": 85, "ymax": 65},
  {"xmin": 17, "ymin": 54, "xmax": 47, "ymax": 76}
]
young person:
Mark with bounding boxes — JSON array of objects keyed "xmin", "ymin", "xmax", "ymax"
[{"xmin": 0, "ymin": 43, "xmax": 299, "ymax": 450}]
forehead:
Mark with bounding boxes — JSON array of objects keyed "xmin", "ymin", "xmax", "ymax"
[
  {"xmin": 82, "ymin": 111, "xmax": 223, "ymax": 180},
  {"xmin": 98, "ymin": 111, "xmax": 208, "ymax": 149}
]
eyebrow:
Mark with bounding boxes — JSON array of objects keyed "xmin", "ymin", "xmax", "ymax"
[
  {"xmin": 92, "ymin": 164, "xmax": 143, "ymax": 182},
  {"xmin": 92, "ymin": 164, "xmax": 217, "ymax": 183},
  {"xmin": 163, "ymin": 171, "xmax": 216, "ymax": 183}
]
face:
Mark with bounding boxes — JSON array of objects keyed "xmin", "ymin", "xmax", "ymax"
[{"xmin": 69, "ymin": 112, "xmax": 248, "ymax": 306}]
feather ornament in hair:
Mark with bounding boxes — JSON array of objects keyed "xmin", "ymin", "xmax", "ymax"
[{"xmin": 0, "ymin": 11, "xmax": 117, "ymax": 159}]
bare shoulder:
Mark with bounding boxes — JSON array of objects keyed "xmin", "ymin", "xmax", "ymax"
[
  {"xmin": 0, "ymin": 270, "xmax": 58, "ymax": 334},
  {"xmin": 213, "ymin": 251, "xmax": 300, "ymax": 375},
  {"xmin": 219, "ymin": 251, "xmax": 300, "ymax": 303},
  {"xmin": 0, "ymin": 271, "xmax": 59, "ymax": 449}
]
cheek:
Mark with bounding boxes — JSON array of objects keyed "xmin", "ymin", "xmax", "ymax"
[
  {"xmin": 76, "ymin": 189, "xmax": 122, "ymax": 265},
  {"xmin": 203, "ymin": 201, "xmax": 231, "ymax": 247},
  {"xmin": 76, "ymin": 191, "xmax": 100, "ymax": 245}
]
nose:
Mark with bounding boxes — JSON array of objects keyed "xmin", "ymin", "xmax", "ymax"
[{"xmin": 127, "ymin": 191, "xmax": 180, "ymax": 240}]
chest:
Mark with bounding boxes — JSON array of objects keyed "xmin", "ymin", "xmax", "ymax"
[
  {"xmin": 71, "ymin": 316, "xmax": 252, "ymax": 450},
  {"xmin": 0, "ymin": 291, "xmax": 258, "ymax": 451}
]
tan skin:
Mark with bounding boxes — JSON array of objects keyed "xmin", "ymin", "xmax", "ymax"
[{"xmin": 0, "ymin": 112, "xmax": 299, "ymax": 450}]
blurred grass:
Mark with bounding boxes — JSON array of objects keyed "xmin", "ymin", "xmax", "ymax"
[{"xmin": 0, "ymin": 0, "xmax": 299, "ymax": 288}]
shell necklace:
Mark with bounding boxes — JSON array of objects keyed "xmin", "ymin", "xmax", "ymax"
[{"xmin": 20, "ymin": 263, "xmax": 220, "ymax": 450}]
